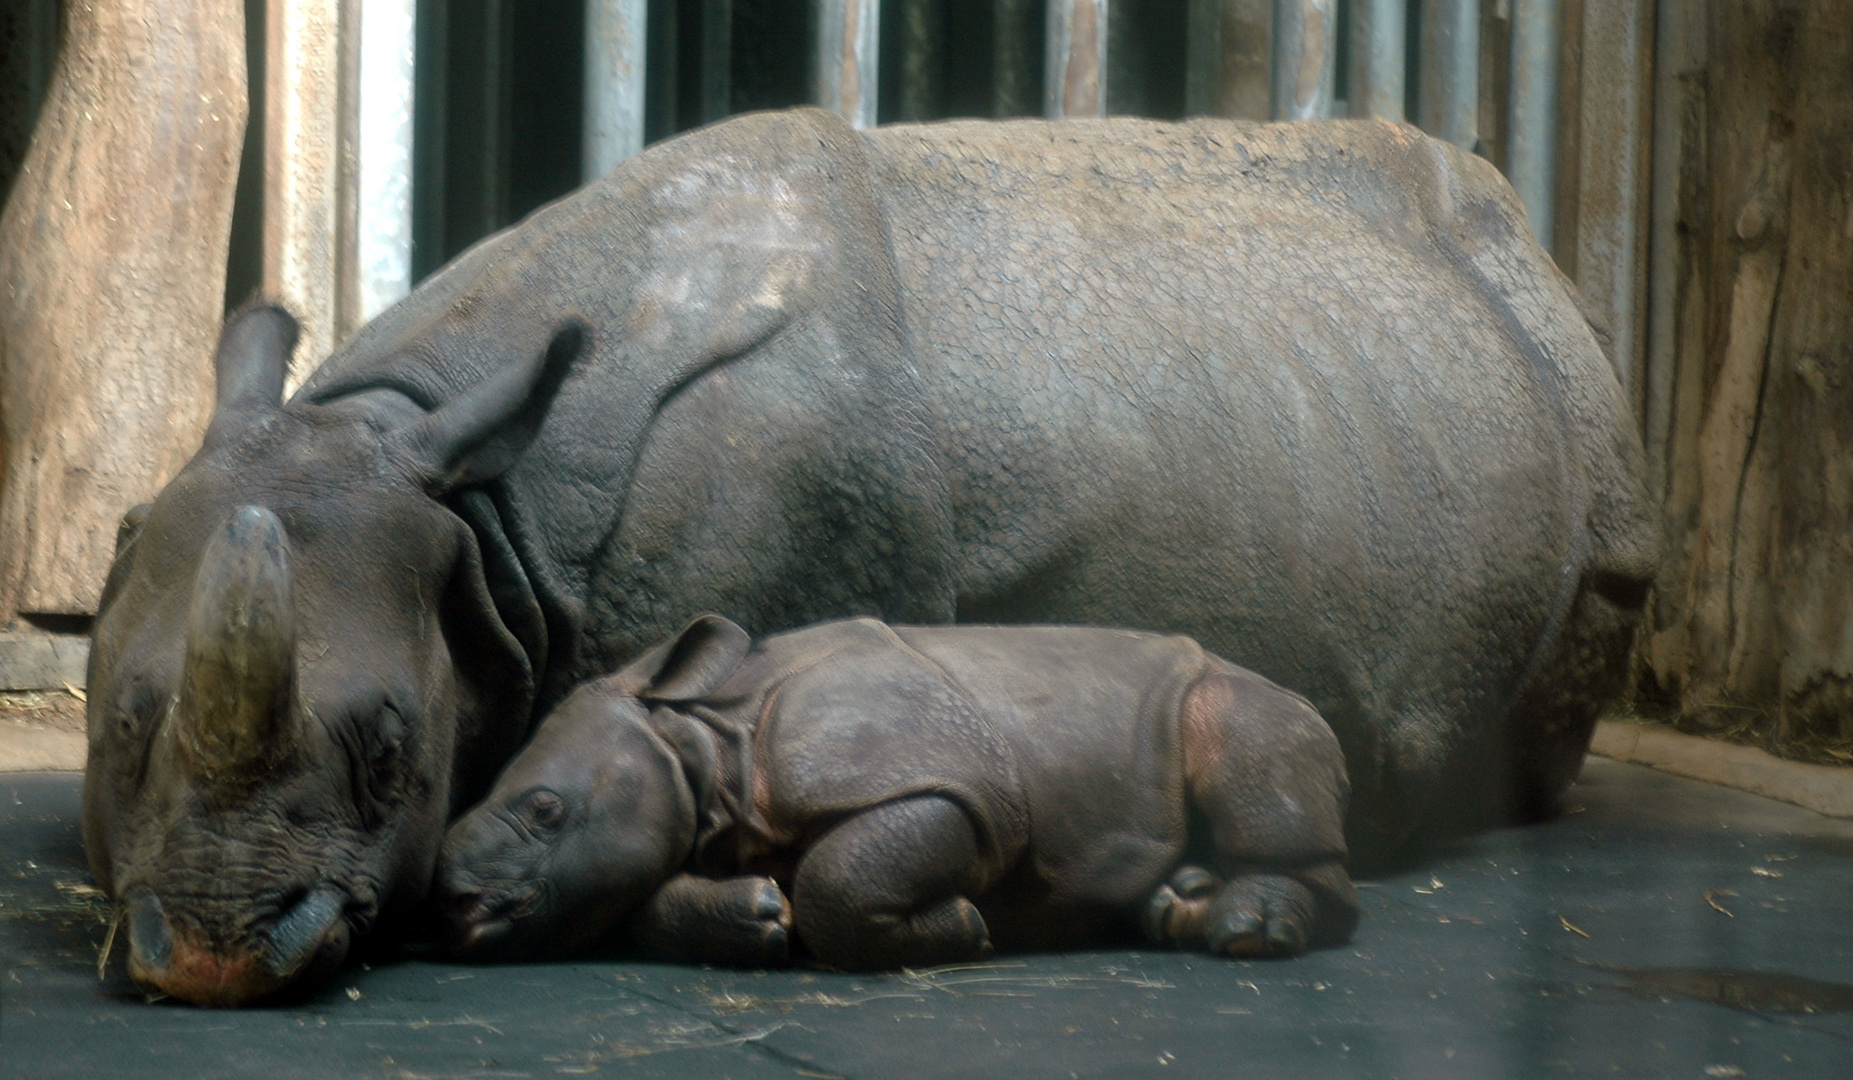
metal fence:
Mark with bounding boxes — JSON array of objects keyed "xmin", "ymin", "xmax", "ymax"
[{"xmin": 0, "ymin": 1, "xmax": 1653, "ymax": 400}]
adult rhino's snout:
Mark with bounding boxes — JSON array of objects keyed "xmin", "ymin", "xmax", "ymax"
[
  {"xmin": 125, "ymin": 886, "xmax": 349, "ymax": 1006},
  {"xmin": 176, "ymin": 505, "xmax": 300, "ymax": 789}
]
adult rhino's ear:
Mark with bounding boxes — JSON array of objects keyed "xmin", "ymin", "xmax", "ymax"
[
  {"xmin": 394, "ymin": 321, "xmax": 587, "ymax": 493},
  {"xmin": 207, "ymin": 305, "xmax": 298, "ymax": 438},
  {"xmin": 613, "ymin": 615, "xmax": 751, "ymax": 702}
]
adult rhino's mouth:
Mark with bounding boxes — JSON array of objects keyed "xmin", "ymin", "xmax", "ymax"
[{"xmin": 125, "ymin": 885, "xmax": 353, "ymax": 1006}]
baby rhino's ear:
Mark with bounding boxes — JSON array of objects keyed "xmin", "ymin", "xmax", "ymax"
[{"xmin": 613, "ymin": 615, "xmax": 750, "ymax": 702}]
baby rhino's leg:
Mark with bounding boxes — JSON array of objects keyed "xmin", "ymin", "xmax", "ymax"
[
  {"xmin": 792, "ymin": 795, "xmax": 994, "ymax": 970},
  {"xmin": 630, "ymin": 874, "xmax": 793, "ymax": 967},
  {"xmin": 1149, "ymin": 669, "xmax": 1360, "ymax": 957}
]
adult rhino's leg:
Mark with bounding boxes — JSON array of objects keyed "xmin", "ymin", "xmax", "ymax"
[
  {"xmin": 1498, "ymin": 570, "xmax": 1652, "ymax": 820},
  {"xmin": 791, "ymin": 796, "xmax": 993, "ymax": 970},
  {"xmin": 1147, "ymin": 670, "xmax": 1359, "ymax": 957}
]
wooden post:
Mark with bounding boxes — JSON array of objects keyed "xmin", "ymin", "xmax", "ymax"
[
  {"xmin": 265, "ymin": 0, "xmax": 343, "ymax": 385},
  {"xmin": 1566, "ymin": 0, "xmax": 1653, "ymax": 402},
  {"xmin": 1638, "ymin": 0, "xmax": 1853, "ymax": 755},
  {"xmin": 0, "ymin": 0, "xmax": 248, "ymax": 618},
  {"xmin": 1046, "ymin": 0, "xmax": 1108, "ymax": 119},
  {"xmin": 814, "ymin": 0, "xmax": 880, "ymax": 129}
]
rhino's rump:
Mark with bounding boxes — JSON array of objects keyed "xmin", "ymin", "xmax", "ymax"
[{"xmin": 864, "ymin": 118, "xmax": 1642, "ymax": 799}]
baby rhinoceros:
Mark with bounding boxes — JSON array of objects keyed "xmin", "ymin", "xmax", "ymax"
[{"xmin": 437, "ymin": 616, "xmax": 1360, "ymax": 970}]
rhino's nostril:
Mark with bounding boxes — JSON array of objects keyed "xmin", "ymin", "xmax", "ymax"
[
  {"xmin": 127, "ymin": 892, "xmax": 172, "ymax": 973},
  {"xmin": 265, "ymin": 886, "xmax": 346, "ymax": 980}
]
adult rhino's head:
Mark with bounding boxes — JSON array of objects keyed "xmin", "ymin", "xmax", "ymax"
[{"xmin": 83, "ymin": 305, "xmax": 583, "ymax": 1005}]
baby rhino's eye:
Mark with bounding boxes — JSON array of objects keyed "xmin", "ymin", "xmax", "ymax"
[{"xmin": 521, "ymin": 789, "xmax": 565, "ymax": 832}]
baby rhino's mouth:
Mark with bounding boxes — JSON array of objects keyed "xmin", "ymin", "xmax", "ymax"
[{"xmin": 439, "ymin": 878, "xmax": 544, "ymax": 957}]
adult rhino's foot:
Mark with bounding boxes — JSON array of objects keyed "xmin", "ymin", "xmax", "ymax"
[
  {"xmin": 125, "ymin": 888, "xmax": 351, "ymax": 1006},
  {"xmin": 1204, "ymin": 872, "xmax": 1317, "ymax": 958}
]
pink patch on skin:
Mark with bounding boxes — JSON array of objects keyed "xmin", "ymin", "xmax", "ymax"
[{"xmin": 145, "ymin": 931, "xmax": 276, "ymax": 1007}]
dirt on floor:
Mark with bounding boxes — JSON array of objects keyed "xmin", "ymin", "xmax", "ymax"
[
  {"xmin": 1, "ymin": 689, "xmax": 87, "ymax": 734},
  {"xmin": 1614, "ymin": 698, "xmax": 1853, "ymax": 770}
]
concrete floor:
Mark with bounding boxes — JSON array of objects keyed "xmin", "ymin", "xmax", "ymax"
[{"xmin": 2, "ymin": 757, "xmax": 1850, "ymax": 1079}]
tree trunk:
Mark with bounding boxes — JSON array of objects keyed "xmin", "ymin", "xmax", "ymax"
[
  {"xmin": 0, "ymin": 0, "xmax": 246, "ymax": 620},
  {"xmin": 1638, "ymin": 0, "xmax": 1853, "ymax": 758}
]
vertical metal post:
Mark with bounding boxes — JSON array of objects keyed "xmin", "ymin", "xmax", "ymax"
[
  {"xmin": 1350, "ymin": 0, "xmax": 1407, "ymax": 122},
  {"xmin": 1186, "ymin": 0, "xmax": 1221, "ymax": 117},
  {"xmin": 583, "ymin": 0, "xmax": 647, "ymax": 180},
  {"xmin": 264, "ymin": 0, "xmax": 343, "ymax": 379},
  {"xmin": 701, "ymin": 0, "xmax": 732, "ymax": 124},
  {"xmin": 993, "ymin": 0, "xmax": 1039, "ymax": 116},
  {"xmin": 897, "ymin": 0, "xmax": 942, "ymax": 122},
  {"xmin": 1270, "ymin": 0, "xmax": 1336, "ymax": 121},
  {"xmin": 1418, "ymin": 0, "xmax": 1480, "ymax": 148},
  {"xmin": 1046, "ymin": 0, "xmax": 1108, "ymax": 119},
  {"xmin": 1506, "ymin": 0, "xmax": 1558, "ymax": 247},
  {"xmin": 353, "ymin": 0, "xmax": 417, "ymax": 324},
  {"xmin": 814, "ymin": 0, "xmax": 880, "ymax": 129}
]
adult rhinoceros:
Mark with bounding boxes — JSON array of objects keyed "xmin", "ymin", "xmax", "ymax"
[{"xmin": 84, "ymin": 108, "xmax": 1655, "ymax": 1004}]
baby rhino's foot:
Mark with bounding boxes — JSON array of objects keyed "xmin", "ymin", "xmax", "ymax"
[
  {"xmin": 1143, "ymin": 865, "xmax": 1223, "ymax": 946},
  {"xmin": 633, "ymin": 874, "xmax": 793, "ymax": 967}
]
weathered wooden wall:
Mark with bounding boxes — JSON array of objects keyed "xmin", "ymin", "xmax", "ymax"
[
  {"xmin": 0, "ymin": 0, "xmax": 248, "ymax": 621},
  {"xmin": 1636, "ymin": 0, "xmax": 1853, "ymax": 758}
]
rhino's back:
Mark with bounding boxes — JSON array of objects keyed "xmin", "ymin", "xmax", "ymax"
[
  {"xmin": 742, "ymin": 620, "xmax": 1214, "ymax": 904},
  {"xmin": 862, "ymin": 118, "xmax": 1650, "ymax": 789},
  {"xmin": 890, "ymin": 624, "xmax": 1216, "ymax": 906}
]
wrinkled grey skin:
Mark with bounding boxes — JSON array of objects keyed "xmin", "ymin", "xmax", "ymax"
[
  {"xmin": 85, "ymin": 109, "xmax": 1654, "ymax": 1004},
  {"xmin": 439, "ymin": 615, "xmax": 1360, "ymax": 969}
]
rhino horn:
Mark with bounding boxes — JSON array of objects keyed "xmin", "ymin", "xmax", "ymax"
[{"xmin": 177, "ymin": 506, "xmax": 298, "ymax": 785}]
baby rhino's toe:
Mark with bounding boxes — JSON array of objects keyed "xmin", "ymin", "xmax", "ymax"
[
  {"xmin": 720, "ymin": 876, "xmax": 794, "ymax": 966},
  {"xmin": 1143, "ymin": 865, "xmax": 1223, "ymax": 945}
]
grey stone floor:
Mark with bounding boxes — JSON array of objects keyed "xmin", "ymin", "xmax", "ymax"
[{"xmin": 2, "ymin": 757, "xmax": 1850, "ymax": 1079}]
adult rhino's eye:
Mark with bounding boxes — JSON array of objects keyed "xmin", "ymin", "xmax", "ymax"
[
  {"xmin": 373, "ymin": 704, "xmax": 408, "ymax": 763},
  {"xmin": 520, "ymin": 789, "xmax": 565, "ymax": 832}
]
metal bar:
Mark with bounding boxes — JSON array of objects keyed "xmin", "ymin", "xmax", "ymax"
[
  {"xmin": 263, "ymin": 0, "xmax": 343, "ymax": 380},
  {"xmin": 897, "ymin": 0, "xmax": 941, "ymax": 122},
  {"xmin": 993, "ymin": 0, "xmax": 1038, "ymax": 116},
  {"xmin": 1645, "ymin": 0, "xmax": 1706, "ymax": 495},
  {"xmin": 1506, "ymin": 0, "xmax": 1558, "ymax": 246},
  {"xmin": 1571, "ymin": 0, "xmax": 1654, "ymax": 404},
  {"xmin": 1418, "ymin": 0, "xmax": 1480, "ymax": 148},
  {"xmin": 1186, "ymin": 0, "xmax": 1220, "ymax": 117},
  {"xmin": 813, "ymin": 0, "xmax": 880, "ymax": 129},
  {"xmin": 1271, "ymin": 0, "xmax": 1336, "ymax": 120},
  {"xmin": 1045, "ymin": 0, "xmax": 1108, "ymax": 119},
  {"xmin": 701, "ymin": 0, "xmax": 732, "ymax": 124},
  {"xmin": 353, "ymin": 0, "xmax": 417, "ymax": 324},
  {"xmin": 1350, "ymin": 0, "xmax": 1407, "ymax": 122},
  {"xmin": 583, "ymin": 0, "xmax": 647, "ymax": 180}
]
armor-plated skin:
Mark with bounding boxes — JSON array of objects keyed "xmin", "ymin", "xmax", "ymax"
[
  {"xmin": 438, "ymin": 616, "xmax": 1359, "ymax": 967},
  {"xmin": 85, "ymin": 108, "xmax": 1654, "ymax": 1004}
]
